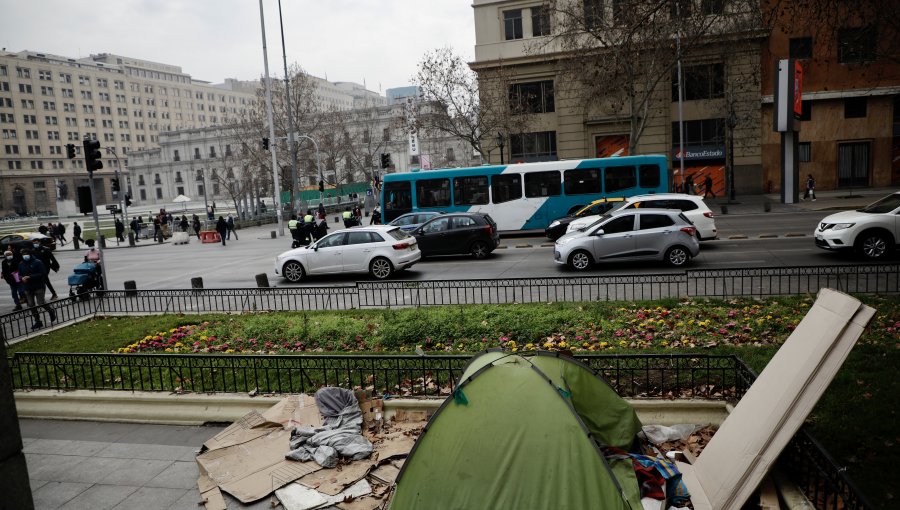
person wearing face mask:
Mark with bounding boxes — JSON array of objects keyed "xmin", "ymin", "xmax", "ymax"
[
  {"xmin": 18, "ymin": 248, "xmax": 56, "ymax": 330},
  {"xmin": 84, "ymin": 239, "xmax": 102, "ymax": 264},
  {"xmin": 2, "ymin": 249, "xmax": 25, "ymax": 311},
  {"xmin": 30, "ymin": 241, "xmax": 60, "ymax": 300}
]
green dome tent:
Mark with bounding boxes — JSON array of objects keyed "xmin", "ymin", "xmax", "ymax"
[{"xmin": 389, "ymin": 351, "xmax": 645, "ymax": 510}]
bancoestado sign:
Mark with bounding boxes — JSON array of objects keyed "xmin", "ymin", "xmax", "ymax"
[{"xmin": 672, "ymin": 145, "xmax": 725, "ymax": 161}]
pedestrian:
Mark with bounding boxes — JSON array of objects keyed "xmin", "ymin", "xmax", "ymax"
[
  {"xmin": 55, "ymin": 222, "xmax": 67, "ymax": 246},
  {"xmin": 370, "ymin": 204, "xmax": 381, "ymax": 225},
  {"xmin": 684, "ymin": 174, "xmax": 695, "ymax": 195},
  {"xmin": 18, "ymin": 248, "xmax": 56, "ymax": 330},
  {"xmin": 153, "ymin": 217, "xmax": 163, "ymax": 242},
  {"xmin": 83, "ymin": 238, "xmax": 102, "ymax": 267},
  {"xmin": 38, "ymin": 223, "xmax": 49, "ymax": 235},
  {"xmin": 318, "ymin": 202, "xmax": 326, "ymax": 218},
  {"xmin": 72, "ymin": 221, "xmax": 83, "ymax": 243},
  {"xmin": 31, "ymin": 239, "xmax": 60, "ymax": 300},
  {"xmin": 115, "ymin": 218, "xmax": 125, "ymax": 242},
  {"xmin": 192, "ymin": 214, "xmax": 202, "ymax": 239},
  {"xmin": 226, "ymin": 213, "xmax": 238, "ymax": 240},
  {"xmin": 352, "ymin": 204, "xmax": 362, "ymax": 225},
  {"xmin": 135, "ymin": 216, "xmax": 143, "ymax": 240},
  {"xmin": 130, "ymin": 217, "xmax": 139, "ymax": 243},
  {"xmin": 180, "ymin": 215, "xmax": 189, "ymax": 233},
  {"xmin": 804, "ymin": 173, "xmax": 816, "ymax": 201},
  {"xmin": 703, "ymin": 174, "xmax": 715, "ymax": 199},
  {"xmin": 2, "ymin": 249, "xmax": 25, "ymax": 311},
  {"xmin": 207, "ymin": 205, "xmax": 214, "ymax": 221},
  {"xmin": 216, "ymin": 216, "xmax": 228, "ymax": 246},
  {"xmin": 342, "ymin": 207, "xmax": 353, "ymax": 228}
]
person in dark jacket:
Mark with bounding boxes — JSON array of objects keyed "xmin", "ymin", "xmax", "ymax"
[
  {"xmin": 55, "ymin": 223, "xmax": 67, "ymax": 246},
  {"xmin": 216, "ymin": 216, "xmax": 228, "ymax": 246},
  {"xmin": 72, "ymin": 221, "xmax": 83, "ymax": 243},
  {"xmin": 30, "ymin": 240, "xmax": 59, "ymax": 300},
  {"xmin": 192, "ymin": 214, "xmax": 202, "ymax": 239},
  {"xmin": 115, "ymin": 218, "xmax": 125, "ymax": 242},
  {"xmin": 18, "ymin": 248, "xmax": 56, "ymax": 330},
  {"xmin": 226, "ymin": 214, "xmax": 238, "ymax": 240},
  {"xmin": 2, "ymin": 249, "xmax": 25, "ymax": 311},
  {"xmin": 180, "ymin": 215, "xmax": 189, "ymax": 233}
]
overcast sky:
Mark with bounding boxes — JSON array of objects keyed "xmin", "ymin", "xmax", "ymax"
[{"xmin": 0, "ymin": 0, "xmax": 476, "ymax": 93}]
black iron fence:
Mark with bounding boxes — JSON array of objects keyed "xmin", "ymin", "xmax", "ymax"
[
  {"xmin": 3, "ymin": 264, "xmax": 898, "ymax": 346},
  {"xmin": 8, "ymin": 352, "xmax": 870, "ymax": 510}
]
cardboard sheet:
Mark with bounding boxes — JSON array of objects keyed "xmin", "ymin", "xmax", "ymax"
[
  {"xmin": 678, "ymin": 288, "xmax": 876, "ymax": 510},
  {"xmin": 263, "ymin": 393, "xmax": 323, "ymax": 429},
  {"xmin": 202, "ymin": 410, "xmax": 280, "ymax": 451},
  {"xmin": 297, "ymin": 459, "xmax": 376, "ymax": 495},
  {"xmin": 200, "ymin": 487, "xmax": 227, "ymax": 510}
]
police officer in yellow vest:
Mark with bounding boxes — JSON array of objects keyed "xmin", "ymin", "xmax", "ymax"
[{"xmin": 342, "ymin": 208, "xmax": 353, "ymax": 228}]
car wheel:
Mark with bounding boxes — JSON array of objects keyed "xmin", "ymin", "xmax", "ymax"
[
  {"xmin": 665, "ymin": 246, "xmax": 691, "ymax": 267},
  {"xmin": 568, "ymin": 250, "xmax": 592, "ymax": 271},
  {"xmin": 370, "ymin": 257, "xmax": 393, "ymax": 279},
  {"xmin": 856, "ymin": 230, "xmax": 893, "ymax": 260},
  {"xmin": 470, "ymin": 241, "xmax": 489, "ymax": 259},
  {"xmin": 282, "ymin": 261, "xmax": 305, "ymax": 282}
]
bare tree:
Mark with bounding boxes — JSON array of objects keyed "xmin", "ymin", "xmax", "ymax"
[
  {"xmin": 538, "ymin": 0, "xmax": 765, "ymax": 153},
  {"xmin": 414, "ymin": 47, "xmax": 534, "ymax": 160}
]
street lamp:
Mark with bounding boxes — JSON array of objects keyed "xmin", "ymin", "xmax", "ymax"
[
  {"xmin": 495, "ymin": 132, "xmax": 505, "ymax": 165},
  {"xmin": 726, "ymin": 110, "xmax": 737, "ymax": 202}
]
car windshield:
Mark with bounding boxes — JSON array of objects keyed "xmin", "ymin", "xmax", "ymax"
[
  {"xmin": 859, "ymin": 194, "xmax": 900, "ymax": 214},
  {"xmin": 580, "ymin": 214, "xmax": 612, "ymax": 231},
  {"xmin": 387, "ymin": 228, "xmax": 412, "ymax": 241}
]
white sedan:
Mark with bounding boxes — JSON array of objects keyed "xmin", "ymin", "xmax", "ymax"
[{"xmin": 275, "ymin": 225, "xmax": 421, "ymax": 282}]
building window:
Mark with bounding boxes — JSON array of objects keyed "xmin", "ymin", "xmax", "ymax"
[
  {"xmin": 844, "ymin": 97, "xmax": 867, "ymax": 118},
  {"xmin": 671, "ymin": 118, "xmax": 725, "ymax": 147},
  {"xmin": 838, "ymin": 27, "xmax": 876, "ymax": 63},
  {"xmin": 509, "ymin": 80, "xmax": 555, "ymax": 114},
  {"xmin": 194, "ymin": 148, "xmax": 201, "ymax": 159},
  {"xmin": 503, "ymin": 9, "xmax": 523, "ymax": 40},
  {"xmin": 799, "ymin": 142, "xmax": 811, "ymax": 162},
  {"xmin": 790, "ymin": 37, "xmax": 813, "ymax": 60},
  {"xmin": 532, "ymin": 6, "xmax": 551, "ymax": 36},
  {"xmin": 139, "ymin": 189, "xmax": 147, "ymax": 200},
  {"xmin": 156, "ymin": 188, "xmax": 163, "ymax": 199},
  {"xmin": 177, "ymin": 186, "xmax": 185, "ymax": 196},
  {"xmin": 511, "ymin": 131, "xmax": 558, "ymax": 162},
  {"xmin": 446, "ymin": 147, "xmax": 456, "ymax": 162},
  {"xmin": 209, "ymin": 146, "xmax": 216, "ymax": 158},
  {"xmin": 584, "ymin": 0, "xmax": 603, "ymax": 28},
  {"xmin": 673, "ymin": 63, "xmax": 724, "ymax": 101}
]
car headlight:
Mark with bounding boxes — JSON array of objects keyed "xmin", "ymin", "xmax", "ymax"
[
  {"xmin": 549, "ymin": 220, "xmax": 560, "ymax": 228},
  {"xmin": 832, "ymin": 223, "xmax": 855, "ymax": 231}
]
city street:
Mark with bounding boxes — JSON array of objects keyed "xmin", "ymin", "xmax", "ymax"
[{"xmin": 0, "ymin": 210, "xmax": 865, "ymax": 310}]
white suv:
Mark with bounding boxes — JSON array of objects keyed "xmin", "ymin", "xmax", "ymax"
[
  {"xmin": 567, "ymin": 193, "xmax": 718, "ymax": 241},
  {"xmin": 815, "ymin": 191, "xmax": 900, "ymax": 260}
]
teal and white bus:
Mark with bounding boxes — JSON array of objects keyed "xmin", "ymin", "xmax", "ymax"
[{"xmin": 380, "ymin": 155, "xmax": 670, "ymax": 231}]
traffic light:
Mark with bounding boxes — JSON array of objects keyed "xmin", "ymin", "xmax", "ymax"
[
  {"xmin": 65, "ymin": 143, "xmax": 76, "ymax": 159},
  {"xmin": 111, "ymin": 178, "xmax": 120, "ymax": 192},
  {"xmin": 83, "ymin": 139, "xmax": 103, "ymax": 172},
  {"xmin": 380, "ymin": 153, "xmax": 391, "ymax": 169},
  {"xmin": 125, "ymin": 194, "xmax": 132, "ymax": 207},
  {"xmin": 262, "ymin": 137, "xmax": 270, "ymax": 150},
  {"xmin": 318, "ymin": 180, "xmax": 325, "ymax": 193}
]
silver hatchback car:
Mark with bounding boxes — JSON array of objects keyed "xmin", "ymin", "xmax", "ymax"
[{"xmin": 554, "ymin": 209, "xmax": 700, "ymax": 270}]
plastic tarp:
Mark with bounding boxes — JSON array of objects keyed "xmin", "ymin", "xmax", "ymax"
[{"xmin": 286, "ymin": 388, "xmax": 373, "ymax": 467}]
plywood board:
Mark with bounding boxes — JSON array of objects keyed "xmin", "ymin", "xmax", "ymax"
[{"xmin": 680, "ymin": 289, "xmax": 875, "ymax": 510}]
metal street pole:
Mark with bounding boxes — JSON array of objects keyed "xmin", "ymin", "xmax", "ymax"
[
  {"xmin": 676, "ymin": 4, "xmax": 686, "ymax": 192},
  {"xmin": 84, "ymin": 163, "xmax": 108, "ymax": 289},
  {"xmin": 278, "ymin": 0, "xmax": 300, "ymax": 215},
  {"xmin": 259, "ymin": 0, "xmax": 285, "ymax": 236},
  {"xmin": 104, "ymin": 147, "xmax": 128, "ymax": 225}
]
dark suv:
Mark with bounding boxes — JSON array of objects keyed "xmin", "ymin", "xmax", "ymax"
[{"xmin": 412, "ymin": 213, "xmax": 500, "ymax": 259}]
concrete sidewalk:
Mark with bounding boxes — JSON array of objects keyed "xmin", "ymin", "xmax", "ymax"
[{"xmin": 21, "ymin": 418, "xmax": 223, "ymax": 510}]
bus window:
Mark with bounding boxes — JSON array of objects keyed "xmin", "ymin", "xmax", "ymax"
[
  {"xmin": 383, "ymin": 181, "xmax": 412, "ymax": 221},
  {"xmin": 563, "ymin": 168, "xmax": 601, "ymax": 195},
  {"xmin": 525, "ymin": 171, "xmax": 561, "ymax": 197},
  {"xmin": 639, "ymin": 164, "xmax": 661, "ymax": 189},
  {"xmin": 604, "ymin": 165, "xmax": 637, "ymax": 193},
  {"xmin": 453, "ymin": 176, "xmax": 489, "ymax": 205},
  {"xmin": 491, "ymin": 174, "xmax": 522, "ymax": 203},
  {"xmin": 416, "ymin": 178, "xmax": 451, "ymax": 208}
]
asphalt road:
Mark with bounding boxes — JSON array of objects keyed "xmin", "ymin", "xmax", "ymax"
[{"xmin": 0, "ymin": 213, "xmax": 864, "ymax": 311}]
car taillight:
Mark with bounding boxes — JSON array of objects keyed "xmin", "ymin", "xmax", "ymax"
[
  {"xmin": 680, "ymin": 226, "xmax": 696, "ymax": 236},
  {"xmin": 392, "ymin": 242, "xmax": 410, "ymax": 250},
  {"xmin": 484, "ymin": 224, "xmax": 494, "ymax": 235},
  {"xmin": 703, "ymin": 211, "xmax": 714, "ymax": 218}
]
